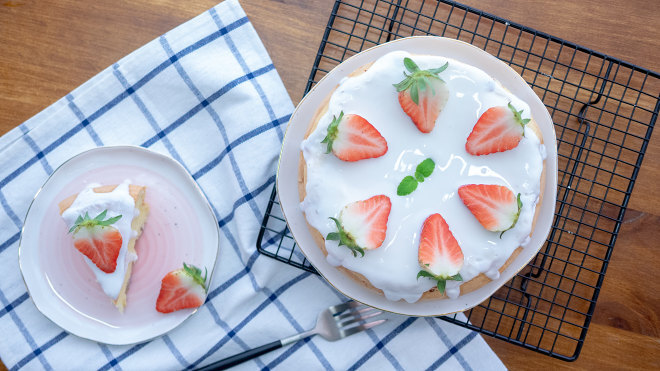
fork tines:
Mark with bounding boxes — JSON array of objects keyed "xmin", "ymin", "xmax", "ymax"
[{"xmin": 331, "ymin": 301, "xmax": 385, "ymax": 329}]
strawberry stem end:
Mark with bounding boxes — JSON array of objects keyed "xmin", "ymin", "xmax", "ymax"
[
  {"xmin": 68, "ymin": 210, "xmax": 122, "ymax": 234},
  {"xmin": 321, "ymin": 111, "xmax": 344, "ymax": 154},
  {"xmin": 417, "ymin": 270, "xmax": 463, "ymax": 294},
  {"xmin": 327, "ymin": 217, "xmax": 365, "ymax": 257}
]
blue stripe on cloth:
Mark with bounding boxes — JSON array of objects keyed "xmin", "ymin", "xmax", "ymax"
[
  {"xmin": 0, "ymin": 289, "xmax": 55, "ymax": 370},
  {"xmin": 426, "ymin": 318, "xmax": 473, "ymax": 370},
  {"xmin": 192, "ymin": 114, "xmax": 290, "ymax": 180},
  {"xmin": 163, "ymin": 335, "xmax": 189, "ymax": 368},
  {"xmin": 204, "ymin": 304, "xmax": 267, "ymax": 369},
  {"xmin": 0, "ymin": 190, "xmax": 22, "ymax": 228},
  {"xmin": 0, "ymin": 16, "xmax": 249, "ymax": 192},
  {"xmin": 207, "ymin": 264, "xmax": 250, "ymax": 301},
  {"xmin": 0, "ymin": 231, "xmax": 20, "ymax": 254},
  {"xmin": 262, "ymin": 336, "xmax": 311, "ymax": 370},
  {"xmin": 99, "ymin": 344, "xmax": 122, "ymax": 371},
  {"xmin": 158, "ymin": 36, "xmax": 266, "ymax": 223},
  {"xmin": 347, "ymin": 317, "xmax": 417, "ymax": 371},
  {"xmin": 208, "ymin": 8, "xmax": 284, "ymax": 142},
  {"xmin": 139, "ymin": 64, "xmax": 275, "ymax": 149},
  {"xmin": 65, "ymin": 95, "xmax": 104, "ymax": 146},
  {"xmin": 211, "ymin": 173, "xmax": 274, "ymax": 292},
  {"xmin": 8, "ymin": 331, "xmax": 67, "ymax": 371},
  {"xmin": 425, "ymin": 331, "xmax": 478, "ymax": 371},
  {"xmin": 366, "ymin": 330, "xmax": 403, "ymax": 371},
  {"xmin": 0, "ymin": 292, "xmax": 29, "ymax": 319},
  {"xmin": 111, "ymin": 65, "xmax": 188, "ymax": 170},
  {"xmin": 262, "ymin": 287, "xmax": 331, "ymax": 369},
  {"xmin": 187, "ymin": 272, "xmax": 311, "ymax": 369},
  {"xmin": 216, "ymin": 174, "xmax": 275, "ymax": 228},
  {"xmin": 207, "ymin": 250, "xmax": 260, "ymax": 302},
  {"xmin": 97, "ymin": 342, "xmax": 150, "ymax": 371},
  {"xmin": 19, "ymin": 125, "xmax": 53, "ymax": 174}
]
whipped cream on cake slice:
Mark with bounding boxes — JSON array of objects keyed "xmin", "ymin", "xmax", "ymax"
[
  {"xmin": 300, "ymin": 51, "xmax": 546, "ymax": 303},
  {"xmin": 59, "ymin": 180, "xmax": 149, "ymax": 311}
]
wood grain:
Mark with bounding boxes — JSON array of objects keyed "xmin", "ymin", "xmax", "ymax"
[{"xmin": 0, "ymin": 0, "xmax": 658, "ymax": 369}]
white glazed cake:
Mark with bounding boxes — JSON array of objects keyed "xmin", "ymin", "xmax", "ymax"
[
  {"xmin": 59, "ymin": 181, "xmax": 149, "ymax": 311},
  {"xmin": 299, "ymin": 50, "xmax": 546, "ymax": 303}
]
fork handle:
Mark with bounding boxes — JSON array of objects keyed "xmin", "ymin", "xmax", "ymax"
[{"xmin": 196, "ymin": 340, "xmax": 282, "ymax": 370}]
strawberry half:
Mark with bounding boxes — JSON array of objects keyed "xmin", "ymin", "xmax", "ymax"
[
  {"xmin": 416, "ymin": 214, "xmax": 464, "ymax": 294},
  {"xmin": 156, "ymin": 263, "xmax": 208, "ymax": 314},
  {"xmin": 321, "ymin": 111, "xmax": 388, "ymax": 162},
  {"xmin": 69, "ymin": 210, "xmax": 123, "ymax": 273},
  {"xmin": 326, "ymin": 195, "xmax": 391, "ymax": 257},
  {"xmin": 394, "ymin": 57, "xmax": 449, "ymax": 133},
  {"xmin": 458, "ymin": 184, "xmax": 522, "ymax": 236},
  {"xmin": 465, "ymin": 102, "xmax": 531, "ymax": 155}
]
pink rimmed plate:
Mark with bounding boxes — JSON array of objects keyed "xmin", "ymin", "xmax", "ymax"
[
  {"xmin": 277, "ymin": 36, "xmax": 557, "ymax": 316},
  {"xmin": 19, "ymin": 146, "xmax": 220, "ymax": 344}
]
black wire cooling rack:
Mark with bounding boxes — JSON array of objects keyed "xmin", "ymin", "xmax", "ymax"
[{"xmin": 256, "ymin": 0, "xmax": 660, "ymax": 361}]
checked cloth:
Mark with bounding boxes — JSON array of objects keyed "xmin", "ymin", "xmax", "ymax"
[{"xmin": 0, "ymin": 0, "xmax": 507, "ymax": 369}]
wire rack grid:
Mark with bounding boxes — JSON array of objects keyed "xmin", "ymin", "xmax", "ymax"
[{"xmin": 256, "ymin": 0, "xmax": 660, "ymax": 361}]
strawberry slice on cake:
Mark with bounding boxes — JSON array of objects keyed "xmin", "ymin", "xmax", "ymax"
[
  {"xmin": 416, "ymin": 214, "xmax": 464, "ymax": 294},
  {"xmin": 326, "ymin": 195, "xmax": 391, "ymax": 257},
  {"xmin": 394, "ymin": 57, "xmax": 449, "ymax": 133},
  {"xmin": 321, "ymin": 111, "xmax": 388, "ymax": 162},
  {"xmin": 465, "ymin": 102, "xmax": 531, "ymax": 155},
  {"xmin": 68, "ymin": 210, "xmax": 123, "ymax": 273},
  {"xmin": 458, "ymin": 184, "xmax": 522, "ymax": 236},
  {"xmin": 156, "ymin": 263, "xmax": 208, "ymax": 313}
]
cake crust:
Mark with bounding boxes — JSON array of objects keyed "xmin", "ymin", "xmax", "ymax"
[{"xmin": 299, "ymin": 57, "xmax": 546, "ymax": 301}]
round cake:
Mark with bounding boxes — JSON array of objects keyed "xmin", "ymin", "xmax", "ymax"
[{"xmin": 299, "ymin": 50, "xmax": 546, "ymax": 303}]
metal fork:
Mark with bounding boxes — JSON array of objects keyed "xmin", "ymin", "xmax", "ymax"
[{"xmin": 197, "ymin": 301, "xmax": 386, "ymax": 370}]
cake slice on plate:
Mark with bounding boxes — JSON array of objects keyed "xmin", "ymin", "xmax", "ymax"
[{"xmin": 58, "ymin": 181, "xmax": 149, "ymax": 312}]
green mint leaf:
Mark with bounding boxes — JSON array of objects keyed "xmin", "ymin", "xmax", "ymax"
[
  {"xmin": 397, "ymin": 176, "xmax": 418, "ymax": 196},
  {"xmin": 397, "ymin": 158, "xmax": 435, "ymax": 196},
  {"xmin": 416, "ymin": 158, "xmax": 435, "ymax": 178}
]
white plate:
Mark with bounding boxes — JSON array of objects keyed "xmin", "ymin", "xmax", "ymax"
[
  {"xmin": 19, "ymin": 146, "xmax": 220, "ymax": 344},
  {"xmin": 277, "ymin": 36, "xmax": 557, "ymax": 316}
]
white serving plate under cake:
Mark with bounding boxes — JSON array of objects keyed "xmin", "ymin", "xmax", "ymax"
[{"xmin": 277, "ymin": 36, "xmax": 558, "ymax": 316}]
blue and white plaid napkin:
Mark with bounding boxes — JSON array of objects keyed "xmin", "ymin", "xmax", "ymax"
[{"xmin": 0, "ymin": 0, "xmax": 507, "ymax": 369}]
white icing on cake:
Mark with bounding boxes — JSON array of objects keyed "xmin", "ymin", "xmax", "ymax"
[
  {"xmin": 61, "ymin": 180, "xmax": 138, "ymax": 300},
  {"xmin": 300, "ymin": 51, "xmax": 544, "ymax": 303}
]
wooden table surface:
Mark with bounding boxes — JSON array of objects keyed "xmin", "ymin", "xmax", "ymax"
[{"xmin": 1, "ymin": 0, "xmax": 658, "ymax": 369}]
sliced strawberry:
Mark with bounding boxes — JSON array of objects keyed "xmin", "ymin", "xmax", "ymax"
[
  {"xmin": 394, "ymin": 57, "xmax": 449, "ymax": 133},
  {"xmin": 458, "ymin": 184, "xmax": 522, "ymax": 236},
  {"xmin": 326, "ymin": 195, "xmax": 391, "ymax": 257},
  {"xmin": 465, "ymin": 102, "xmax": 531, "ymax": 155},
  {"xmin": 416, "ymin": 214, "xmax": 464, "ymax": 294},
  {"xmin": 156, "ymin": 263, "xmax": 208, "ymax": 314},
  {"xmin": 69, "ymin": 210, "xmax": 123, "ymax": 273},
  {"xmin": 321, "ymin": 111, "xmax": 388, "ymax": 162}
]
